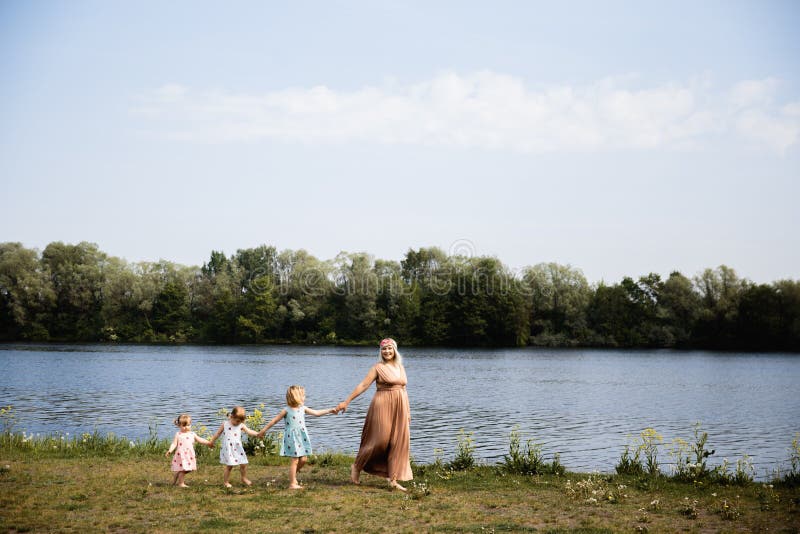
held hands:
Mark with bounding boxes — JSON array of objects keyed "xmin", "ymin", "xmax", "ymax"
[{"xmin": 336, "ymin": 401, "xmax": 348, "ymax": 413}]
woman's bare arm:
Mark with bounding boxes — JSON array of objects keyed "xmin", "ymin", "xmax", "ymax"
[{"xmin": 337, "ymin": 365, "xmax": 378, "ymax": 412}]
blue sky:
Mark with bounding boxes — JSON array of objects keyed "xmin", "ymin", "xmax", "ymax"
[{"xmin": 1, "ymin": 1, "xmax": 798, "ymax": 283}]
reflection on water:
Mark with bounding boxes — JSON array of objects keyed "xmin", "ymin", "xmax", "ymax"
[{"xmin": 1, "ymin": 344, "xmax": 799, "ymax": 478}]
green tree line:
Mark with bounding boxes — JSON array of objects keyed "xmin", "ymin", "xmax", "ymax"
[{"xmin": 1, "ymin": 241, "xmax": 798, "ymax": 350}]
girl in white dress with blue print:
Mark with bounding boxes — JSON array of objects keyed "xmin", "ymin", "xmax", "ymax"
[
  {"xmin": 258, "ymin": 385, "xmax": 339, "ymax": 489},
  {"xmin": 208, "ymin": 406, "xmax": 260, "ymax": 487}
]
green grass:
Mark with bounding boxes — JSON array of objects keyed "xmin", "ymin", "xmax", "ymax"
[{"xmin": 2, "ymin": 434, "xmax": 799, "ymax": 533}]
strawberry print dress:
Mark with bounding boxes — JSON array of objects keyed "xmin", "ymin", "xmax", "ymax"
[
  {"xmin": 219, "ymin": 421, "xmax": 249, "ymax": 466},
  {"xmin": 280, "ymin": 405, "xmax": 312, "ymax": 458},
  {"xmin": 170, "ymin": 431, "xmax": 198, "ymax": 472}
]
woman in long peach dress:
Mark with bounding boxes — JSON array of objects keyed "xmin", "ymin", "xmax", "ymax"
[{"xmin": 337, "ymin": 338, "xmax": 412, "ymax": 491}]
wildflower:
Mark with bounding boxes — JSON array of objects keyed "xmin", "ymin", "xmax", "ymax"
[{"xmin": 712, "ymin": 493, "xmax": 717, "ymax": 497}]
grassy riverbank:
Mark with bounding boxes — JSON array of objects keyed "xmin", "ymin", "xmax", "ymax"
[{"xmin": 2, "ymin": 447, "xmax": 799, "ymax": 533}]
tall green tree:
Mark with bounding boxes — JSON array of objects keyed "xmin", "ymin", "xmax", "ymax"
[
  {"xmin": 737, "ymin": 284, "xmax": 781, "ymax": 349},
  {"xmin": 0, "ymin": 243, "xmax": 55, "ymax": 340},
  {"xmin": 445, "ymin": 256, "xmax": 529, "ymax": 346},
  {"xmin": 773, "ymin": 280, "xmax": 800, "ymax": 351},
  {"xmin": 192, "ymin": 251, "xmax": 240, "ymax": 342},
  {"xmin": 402, "ymin": 248, "xmax": 450, "ymax": 344},
  {"xmin": 373, "ymin": 259, "xmax": 418, "ymax": 342},
  {"xmin": 274, "ymin": 249, "xmax": 332, "ymax": 341},
  {"xmin": 236, "ymin": 273, "xmax": 279, "ymax": 342},
  {"xmin": 41, "ymin": 242, "xmax": 107, "ymax": 340},
  {"xmin": 659, "ymin": 271, "xmax": 701, "ymax": 346},
  {"xmin": 693, "ymin": 265, "xmax": 748, "ymax": 348},
  {"xmin": 522, "ymin": 262, "xmax": 591, "ymax": 344},
  {"xmin": 332, "ymin": 252, "xmax": 379, "ymax": 341}
]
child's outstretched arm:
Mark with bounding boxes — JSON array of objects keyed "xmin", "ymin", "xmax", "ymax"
[
  {"xmin": 304, "ymin": 406, "xmax": 338, "ymax": 417},
  {"xmin": 241, "ymin": 424, "xmax": 260, "ymax": 438},
  {"xmin": 207, "ymin": 423, "xmax": 224, "ymax": 448},
  {"xmin": 257, "ymin": 409, "xmax": 286, "ymax": 438},
  {"xmin": 165, "ymin": 432, "xmax": 179, "ymax": 457},
  {"xmin": 194, "ymin": 433, "xmax": 212, "ymax": 446}
]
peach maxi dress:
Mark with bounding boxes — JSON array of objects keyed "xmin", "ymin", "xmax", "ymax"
[{"xmin": 353, "ymin": 363, "xmax": 413, "ymax": 481}]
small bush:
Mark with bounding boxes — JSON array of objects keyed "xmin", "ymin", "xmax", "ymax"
[
  {"xmin": 616, "ymin": 442, "xmax": 645, "ymax": 476},
  {"xmin": 500, "ymin": 425, "xmax": 563, "ymax": 476},
  {"xmin": 779, "ymin": 433, "xmax": 800, "ymax": 487},
  {"xmin": 564, "ymin": 473, "xmax": 628, "ymax": 505},
  {"xmin": 715, "ymin": 455, "xmax": 755, "ymax": 485},
  {"xmin": 617, "ymin": 428, "xmax": 662, "ymax": 477},
  {"xmin": 670, "ymin": 422, "xmax": 715, "ymax": 482},
  {"xmin": 448, "ymin": 429, "xmax": 476, "ymax": 471},
  {"xmin": 501, "ymin": 425, "xmax": 543, "ymax": 475},
  {"xmin": 679, "ymin": 497, "xmax": 699, "ymax": 519}
]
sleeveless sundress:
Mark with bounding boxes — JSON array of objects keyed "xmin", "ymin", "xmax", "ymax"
[
  {"xmin": 170, "ymin": 431, "xmax": 197, "ymax": 472},
  {"xmin": 219, "ymin": 421, "xmax": 249, "ymax": 466},
  {"xmin": 281, "ymin": 405, "xmax": 312, "ymax": 457}
]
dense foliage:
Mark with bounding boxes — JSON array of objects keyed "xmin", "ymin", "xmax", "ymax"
[{"xmin": 1, "ymin": 241, "xmax": 798, "ymax": 350}]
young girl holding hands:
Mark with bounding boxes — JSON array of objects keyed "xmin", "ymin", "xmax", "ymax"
[
  {"xmin": 166, "ymin": 413, "xmax": 212, "ymax": 487},
  {"xmin": 258, "ymin": 385, "xmax": 338, "ymax": 489},
  {"xmin": 208, "ymin": 406, "xmax": 260, "ymax": 487}
]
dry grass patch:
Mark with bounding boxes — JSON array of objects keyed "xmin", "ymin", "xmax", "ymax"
[{"xmin": 1, "ymin": 452, "xmax": 799, "ymax": 532}]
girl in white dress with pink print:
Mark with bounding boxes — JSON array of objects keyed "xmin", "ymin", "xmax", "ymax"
[{"xmin": 165, "ymin": 413, "xmax": 212, "ymax": 488}]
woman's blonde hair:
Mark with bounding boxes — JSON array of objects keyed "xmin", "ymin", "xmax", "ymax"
[
  {"xmin": 173, "ymin": 413, "xmax": 191, "ymax": 428},
  {"xmin": 229, "ymin": 406, "xmax": 246, "ymax": 424},
  {"xmin": 378, "ymin": 338, "xmax": 403, "ymax": 365},
  {"xmin": 286, "ymin": 385, "xmax": 305, "ymax": 408}
]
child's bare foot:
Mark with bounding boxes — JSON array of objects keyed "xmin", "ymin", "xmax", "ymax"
[
  {"xmin": 288, "ymin": 483, "xmax": 303, "ymax": 490},
  {"xmin": 178, "ymin": 483, "xmax": 189, "ymax": 488},
  {"xmin": 224, "ymin": 482, "xmax": 232, "ymax": 488},
  {"xmin": 242, "ymin": 478, "xmax": 252, "ymax": 487},
  {"xmin": 350, "ymin": 464, "xmax": 360, "ymax": 485},
  {"xmin": 388, "ymin": 479, "xmax": 407, "ymax": 492}
]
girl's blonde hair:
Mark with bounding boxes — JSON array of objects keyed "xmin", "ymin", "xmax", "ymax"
[
  {"xmin": 229, "ymin": 406, "xmax": 246, "ymax": 424},
  {"xmin": 174, "ymin": 413, "xmax": 191, "ymax": 428},
  {"xmin": 286, "ymin": 385, "xmax": 305, "ymax": 408},
  {"xmin": 378, "ymin": 338, "xmax": 403, "ymax": 365}
]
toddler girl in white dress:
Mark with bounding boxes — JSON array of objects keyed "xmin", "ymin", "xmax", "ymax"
[{"xmin": 208, "ymin": 406, "xmax": 260, "ymax": 487}]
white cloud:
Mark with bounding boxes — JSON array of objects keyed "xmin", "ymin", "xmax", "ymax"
[
  {"xmin": 728, "ymin": 78, "xmax": 779, "ymax": 109},
  {"xmin": 132, "ymin": 72, "xmax": 800, "ymax": 153}
]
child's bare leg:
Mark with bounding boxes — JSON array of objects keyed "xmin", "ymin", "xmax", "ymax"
[
  {"xmin": 297, "ymin": 456, "xmax": 307, "ymax": 472},
  {"xmin": 223, "ymin": 466, "xmax": 233, "ymax": 488},
  {"xmin": 240, "ymin": 465, "xmax": 252, "ymax": 486},
  {"xmin": 350, "ymin": 464, "xmax": 360, "ymax": 484},
  {"xmin": 176, "ymin": 471, "xmax": 188, "ymax": 487},
  {"xmin": 288, "ymin": 458, "xmax": 302, "ymax": 489},
  {"xmin": 172, "ymin": 471, "xmax": 179, "ymax": 485}
]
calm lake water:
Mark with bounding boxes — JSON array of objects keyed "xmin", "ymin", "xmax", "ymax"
[{"xmin": 1, "ymin": 344, "xmax": 798, "ymax": 478}]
